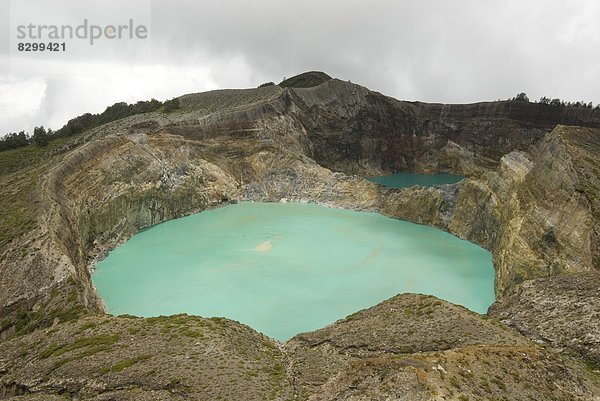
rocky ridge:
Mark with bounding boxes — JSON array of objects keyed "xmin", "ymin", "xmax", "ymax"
[
  {"xmin": 1, "ymin": 295, "xmax": 598, "ymax": 400},
  {"xmin": 490, "ymin": 271, "xmax": 600, "ymax": 370}
]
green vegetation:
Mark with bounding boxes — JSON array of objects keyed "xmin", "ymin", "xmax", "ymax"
[
  {"xmin": 271, "ymin": 363, "xmax": 284, "ymax": 380},
  {"xmin": 100, "ymin": 354, "xmax": 151, "ymax": 374},
  {"xmin": 0, "ymin": 278, "xmax": 88, "ymax": 339},
  {"xmin": 180, "ymin": 328, "xmax": 203, "ymax": 338},
  {"xmin": 279, "ymin": 71, "xmax": 332, "ymax": 88},
  {"xmin": 344, "ymin": 310, "xmax": 362, "ymax": 321},
  {"xmin": 41, "ymin": 334, "xmax": 120, "ymax": 359},
  {"xmin": 0, "ymin": 193, "xmax": 37, "ymax": 247},
  {"xmin": 79, "ymin": 321, "xmax": 97, "ymax": 331},
  {"xmin": 55, "ymin": 99, "xmax": 162, "ymax": 137},
  {"xmin": 0, "ymin": 146, "xmax": 45, "ymax": 247},
  {"xmin": 0, "ymin": 131, "xmax": 29, "ymax": 151},
  {"xmin": 52, "ymin": 343, "xmax": 117, "ymax": 370},
  {"xmin": 512, "ymin": 93, "xmax": 529, "ymax": 102},
  {"xmin": 147, "ymin": 314, "xmax": 192, "ymax": 326},
  {"xmin": 0, "ymin": 135, "xmax": 70, "ymax": 175},
  {"xmin": 258, "ymin": 82, "xmax": 275, "ymax": 88},
  {"xmin": 127, "ymin": 327, "xmax": 141, "ymax": 335},
  {"xmin": 510, "ymin": 92, "xmax": 600, "ymax": 110},
  {"xmin": 0, "ymin": 98, "xmax": 163, "ymax": 153},
  {"xmin": 163, "ymin": 97, "xmax": 181, "ymax": 112},
  {"xmin": 32, "ymin": 126, "xmax": 50, "ymax": 147},
  {"xmin": 584, "ymin": 360, "xmax": 600, "ymax": 376}
]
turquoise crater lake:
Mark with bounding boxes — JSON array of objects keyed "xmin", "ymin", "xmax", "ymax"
[{"xmin": 93, "ymin": 202, "xmax": 495, "ymax": 340}]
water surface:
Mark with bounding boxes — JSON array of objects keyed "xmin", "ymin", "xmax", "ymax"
[
  {"xmin": 369, "ymin": 172, "xmax": 464, "ymax": 188},
  {"xmin": 93, "ymin": 202, "xmax": 494, "ymax": 340}
]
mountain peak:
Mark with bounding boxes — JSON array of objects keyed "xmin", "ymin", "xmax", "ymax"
[{"xmin": 279, "ymin": 71, "xmax": 332, "ymax": 88}]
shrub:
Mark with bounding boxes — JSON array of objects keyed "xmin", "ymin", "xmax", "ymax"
[
  {"xmin": 513, "ymin": 92, "xmax": 529, "ymax": 102},
  {"xmin": 32, "ymin": 126, "xmax": 49, "ymax": 147},
  {"xmin": 163, "ymin": 97, "xmax": 181, "ymax": 112}
]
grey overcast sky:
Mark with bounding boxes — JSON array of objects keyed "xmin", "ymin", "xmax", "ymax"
[{"xmin": 1, "ymin": 0, "xmax": 599, "ymax": 134}]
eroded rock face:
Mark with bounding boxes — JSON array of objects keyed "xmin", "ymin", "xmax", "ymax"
[
  {"xmin": 292, "ymin": 80, "xmax": 600, "ymax": 176},
  {"xmin": 448, "ymin": 126, "xmax": 600, "ymax": 294},
  {"xmin": 306, "ymin": 346, "xmax": 600, "ymax": 401},
  {"xmin": 489, "ymin": 271, "xmax": 600, "ymax": 370},
  {"xmin": 284, "ymin": 294, "xmax": 530, "ymax": 398}
]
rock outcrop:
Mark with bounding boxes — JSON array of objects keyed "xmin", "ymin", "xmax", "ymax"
[
  {"xmin": 447, "ymin": 125, "xmax": 600, "ymax": 294},
  {"xmin": 490, "ymin": 271, "xmax": 600, "ymax": 370},
  {"xmin": 284, "ymin": 294, "xmax": 530, "ymax": 398},
  {"xmin": 306, "ymin": 345, "xmax": 599, "ymax": 401},
  {"xmin": 291, "ymin": 80, "xmax": 600, "ymax": 176}
]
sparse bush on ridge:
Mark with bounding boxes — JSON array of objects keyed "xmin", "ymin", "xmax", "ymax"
[
  {"xmin": 0, "ymin": 131, "xmax": 29, "ymax": 151},
  {"xmin": 513, "ymin": 92, "xmax": 529, "ymax": 102},
  {"xmin": 162, "ymin": 97, "xmax": 181, "ymax": 112},
  {"xmin": 32, "ymin": 126, "xmax": 49, "ymax": 147},
  {"xmin": 0, "ymin": 98, "xmax": 163, "ymax": 152},
  {"xmin": 511, "ymin": 92, "xmax": 599, "ymax": 110}
]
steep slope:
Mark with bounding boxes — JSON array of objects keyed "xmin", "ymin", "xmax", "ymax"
[
  {"xmin": 290, "ymin": 79, "xmax": 600, "ymax": 175},
  {"xmin": 284, "ymin": 294, "xmax": 530, "ymax": 398},
  {"xmin": 490, "ymin": 271, "xmax": 600, "ymax": 370},
  {"xmin": 448, "ymin": 125, "xmax": 600, "ymax": 293}
]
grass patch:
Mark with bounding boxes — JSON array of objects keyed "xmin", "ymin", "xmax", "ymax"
[
  {"xmin": 584, "ymin": 360, "xmax": 600, "ymax": 376},
  {"xmin": 41, "ymin": 334, "xmax": 120, "ymax": 359},
  {"xmin": 147, "ymin": 314, "xmax": 190, "ymax": 326},
  {"xmin": 100, "ymin": 354, "xmax": 151, "ymax": 374},
  {"xmin": 0, "ymin": 137, "xmax": 70, "ymax": 175},
  {"xmin": 0, "ymin": 137, "xmax": 75, "ymax": 247},
  {"xmin": 52, "ymin": 345, "xmax": 114, "ymax": 369},
  {"xmin": 127, "ymin": 327, "xmax": 141, "ymax": 335},
  {"xmin": 180, "ymin": 328, "xmax": 203, "ymax": 338},
  {"xmin": 79, "ymin": 321, "xmax": 97, "ymax": 331},
  {"xmin": 8, "ymin": 278, "xmax": 87, "ymax": 339},
  {"xmin": 450, "ymin": 376, "xmax": 461, "ymax": 389},
  {"xmin": 272, "ymin": 364, "xmax": 284, "ymax": 380}
]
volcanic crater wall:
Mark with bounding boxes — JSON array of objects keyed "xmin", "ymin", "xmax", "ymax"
[
  {"xmin": 292, "ymin": 80, "xmax": 600, "ymax": 176},
  {"xmin": 0, "ymin": 79, "xmax": 599, "ymax": 341}
]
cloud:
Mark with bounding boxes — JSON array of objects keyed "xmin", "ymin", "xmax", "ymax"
[
  {"xmin": 1, "ymin": 0, "xmax": 599, "ymax": 134},
  {"xmin": 0, "ymin": 75, "xmax": 46, "ymax": 132}
]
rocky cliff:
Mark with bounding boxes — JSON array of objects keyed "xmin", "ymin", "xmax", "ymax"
[
  {"xmin": 290, "ymin": 79, "xmax": 600, "ymax": 175},
  {"xmin": 490, "ymin": 271, "xmax": 600, "ymax": 370},
  {"xmin": 0, "ymin": 74, "xmax": 599, "ymax": 399}
]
